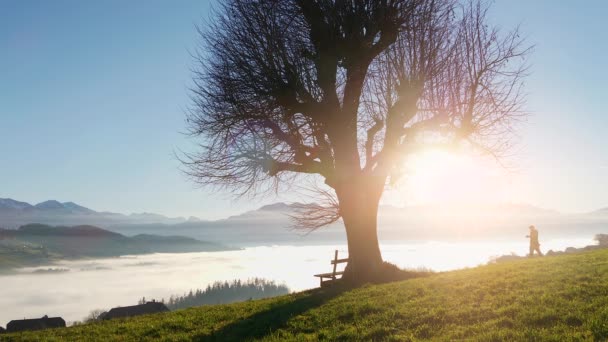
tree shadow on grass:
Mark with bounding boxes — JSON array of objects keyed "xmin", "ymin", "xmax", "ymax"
[{"xmin": 193, "ymin": 284, "xmax": 348, "ymax": 341}]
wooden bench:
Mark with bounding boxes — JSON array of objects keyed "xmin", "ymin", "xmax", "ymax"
[{"xmin": 314, "ymin": 250, "xmax": 348, "ymax": 287}]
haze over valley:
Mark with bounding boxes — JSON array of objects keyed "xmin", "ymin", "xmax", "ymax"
[{"xmin": 2, "ymin": 198, "xmax": 607, "ymax": 248}]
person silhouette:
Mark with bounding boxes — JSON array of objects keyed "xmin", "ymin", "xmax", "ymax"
[{"xmin": 526, "ymin": 225, "xmax": 543, "ymax": 256}]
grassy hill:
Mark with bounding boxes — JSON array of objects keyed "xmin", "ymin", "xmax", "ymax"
[{"xmin": 3, "ymin": 249, "xmax": 608, "ymax": 341}]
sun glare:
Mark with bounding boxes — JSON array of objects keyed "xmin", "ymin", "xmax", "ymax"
[{"xmin": 395, "ymin": 150, "xmax": 519, "ymax": 208}]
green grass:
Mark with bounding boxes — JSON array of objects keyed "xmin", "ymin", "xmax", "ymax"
[{"xmin": 3, "ymin": 249, "xmax": 608, "ymax": 341}]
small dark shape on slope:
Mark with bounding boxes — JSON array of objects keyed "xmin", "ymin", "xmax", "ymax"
[
  {"xmin": 594, "ymin": 234, "xmax": 608, "ymax": 247},
  {"xmin": 101, "ymin": 301, "xmax": 169, "ymax": 320},
  {"xmin": 6, "ymin": 315, "xmax": 65, "ymax": 332}
]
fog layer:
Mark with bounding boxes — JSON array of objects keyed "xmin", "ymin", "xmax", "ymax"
[{"xmin": 0, "ymin": 238, "xmax": 592, "ymax": 325}]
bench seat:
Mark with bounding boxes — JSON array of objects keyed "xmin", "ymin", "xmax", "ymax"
[{"xmin": 313, "ymin": 271, "xmax": 345, "ymax": 278}]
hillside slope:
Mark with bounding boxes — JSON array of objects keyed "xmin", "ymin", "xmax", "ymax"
[
  {"xmin": 0, "ymin": 224, "xmax": 232, "ymax": 271},
  {"xmin": 3, "ymin": 249, "xmax": 608, "ymax": 341}
]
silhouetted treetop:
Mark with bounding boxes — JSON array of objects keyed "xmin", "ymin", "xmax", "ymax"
[{"xmin": 186, "ymin": 0, "xmax": 528, "ymax": 193}]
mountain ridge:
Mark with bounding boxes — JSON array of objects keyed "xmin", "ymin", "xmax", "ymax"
[
  {"xmin": 0, "ymin": 197, "xmax": 588, "ymax": 225},
  {"xmin": 0, "ymin": 198, "xmax": 194, "ymax": 228},
  {"xmin": 2, "ymin": 197, "xmax": 607, "ymax": 246}
]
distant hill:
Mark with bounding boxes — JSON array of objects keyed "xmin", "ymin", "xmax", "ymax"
[
  {"xmin": 0, "ymin": 224, "xmax": 233, "ymax": 270},
  {"xmin": 0, "ymin": 198, "xmax": 194, "ymax": 228},
  {"xmin": 0, "ymin": 198, "xmax": 33, "ymax": 210}
]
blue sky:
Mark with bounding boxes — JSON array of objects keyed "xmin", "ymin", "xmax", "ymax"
[{"xmin": 1, "ymin": 1, "xmax": 606, "ymax": 218}]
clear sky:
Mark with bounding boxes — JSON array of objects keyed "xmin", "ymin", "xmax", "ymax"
[{"xmin": 1, "ymin": 1, "xmax": 606, "ymax": 219}]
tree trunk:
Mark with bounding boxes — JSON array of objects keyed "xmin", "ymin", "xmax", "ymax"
[{"xmin": 337, "ymin": 183, "xmax": 384, "ymax": 283}]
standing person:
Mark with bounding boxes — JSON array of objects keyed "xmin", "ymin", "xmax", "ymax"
[{"xmin": 526, "ymin": 225, "xmax": 543, "ymax": 256}]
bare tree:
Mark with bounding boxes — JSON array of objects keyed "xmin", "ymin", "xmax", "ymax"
[
  {"xmin": 184, "ymin": 0, "xmax": 531, "ymax": 281},
  {"xmin": 83, "ymin": 309, "xmax": 106, "ymax": 323}
]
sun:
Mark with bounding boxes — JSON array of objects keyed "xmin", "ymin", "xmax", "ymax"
[{"xmin": 392, "ymin": 149, "xmax": 518, "ymax": 207}]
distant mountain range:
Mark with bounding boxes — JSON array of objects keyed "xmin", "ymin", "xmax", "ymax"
[
  {"xmin": 0, "ymin": 198, "xmax": 194, "ymax": 229},
  {"xmin": 102, "ymin": 201, "xmax": 608, "ymax": 245},
  {"xmin": 1, "ymin": 198, "xmax": 607, "ymax": 246}
]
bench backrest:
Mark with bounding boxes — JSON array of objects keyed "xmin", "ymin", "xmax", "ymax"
[{"xmin": 331, "ymin": 250, "xmax": 349, "ymax": 275}]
